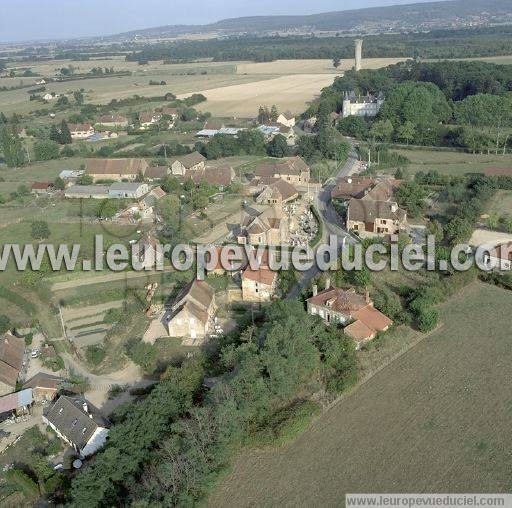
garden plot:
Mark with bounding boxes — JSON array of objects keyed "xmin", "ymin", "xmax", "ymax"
[{"xmin": 61, "ymin": 301, "xmax": 124, "ymax": 349}]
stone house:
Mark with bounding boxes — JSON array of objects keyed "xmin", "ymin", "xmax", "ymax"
[
  {"xmin": 238, "ymin": 206, "xmax": 290, "ymax": 245},
  {"xmin": 85, "ymin": 158, "xmax": 148, "ymax": 182},
  {"xmin": 242, "ymin": 266, "xmax": 278, "ymax": 302},
  {"xmin": 307, "ymin": 283, "xmax": 392, "ymax": 349},
  {"xmin": 43, "ymin": 396, "xmax": 109, "ymax": 458},
  {"xmin": 166, "ymin": 280, "xmax": 216, "ymax": 344},
  {"xmin": 256, "ymin": 179, "xmax": 298, "ymax": 206},
  {"xmin": 23, "ymin": 373, "xmax": 62, "ymax": 402},
  {"xmin": 0, "ymin": 333, "xmax": 25, "ymax": 396},
  {"xmin": 254, "ymin": 156, "xmax": 310, "ymax": 185},
  {"xmin": 171, "ymin": 151, "xmax": 207, "ymax": 175}
]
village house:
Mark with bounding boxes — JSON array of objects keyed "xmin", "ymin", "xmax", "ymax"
[
  {"xmin": 108, "ymin": 182, "xmax": 149, "ymax": 199},
  {"xmin": 64, "ymin": 185, "xmax": 110, "ymax": 199},
  {"xmin": 242, "ymin": 266, "xmax": 278, "ymax": 302},
  {"xmin": 342, "ymin": 91, "xmax": 384, "ymax": 118},
  {"xmin": 139, "ymin": 111, "xmax": 162, "ymax": 129},
  {"xmin": 145, "ymin": 165, "xmax": 170, "ymax": 181},
  {"xmin": 68, "ymin": 123, "xmax": 95, "ymax": 139},
  {"xmin": 307, "ymin": 283, "xmax": 393, "ymax": 349},
  {"xmin": 23, "ymin": 373, "xmax": 62, "ymax": 402},
  {"xmin": 331, "ymin": 176, "xmax": 376, "ymax": 200},
  {"xmin": 132, "ymin": 234, "xmax": 164, "ymax": 269},
  {"xmin": 31, "ymin": 182, "xmax": 54, "ymax": 195},
  {"xmin": 238, "ymin": 206, "xmax": 290, "ymax": 245},
  {"xmin": 166, "ymin": 279, "xmax": 216, "ymax": 344},
  {"xmin": 0, "ymin": 333, "xmax": 26, "ymax": 396},
  {"xmin": 0, "ymin": 389, "xmax": 33, "ymax": 420},
  {"xmin": 185, "ymin": 165, "xmax": 235, "ymax": 190},
  {"xmin": 59, "ymin": 169, "xmax": 84, "ymax": 187},
  {"xmin": 85, "ymin": 158, "xmax": 148, "ymax": 182},
  {"xmin": 160, "ymin": 107, "xmax": 179, "ymax": 120},
  {"xmin": 256, "ymin": 179, "xmax": 299, "ymax": 206},
  {"xmin": 483, "ymin": 242, "xmax": 512, "ymax": 271},
  {"xmin": 257, "ymin": 123, "xmax": 297, "ymax": 146},
  {"xmin": 43, "ymin": 396, "xmax": 109, "ymax": 458},
  {"xmin": 96, "ymin": 114, "xmax": 129, "ymax": 128},
  {"xmin": 171, "ymin": 151, "xmax": 207, "ymax": 175},
  {"xmin": 276, "ymin": 112, "xmax": 296, "ymax": 128},
  {"xmin": 333, "ymin": 177, "xmax": 406, "ymax": 236},
  {"xmin": 140, "ymin": 186, "xmax": 166, "ymax": 212},
  {"xmin": 254, "ymin": 156, "xmax": 310, "ymax": 185},
  {"xmin": 347, "ymin": 198, "xmax": 407, "ymax": 235}
]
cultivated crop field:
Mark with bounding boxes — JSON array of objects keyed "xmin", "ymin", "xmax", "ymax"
[
  {"xmin": 209, "ymin": 282, "xmax": 512, "ymax": 506},
  {"xmin": 1, "ymin": 57, "xmax": 403, "ymax": 117},
  {"xmin": 391, "ymin": 148, "xmax": 512, "ymax": 176},
  {"xmin": 180, "ymin": 73, "xmax": 339, "ymax": 116}
]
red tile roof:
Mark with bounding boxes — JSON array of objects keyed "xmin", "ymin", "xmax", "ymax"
[{"xmin": 242, "ymin": 266, "xmax": 277, "ymax": 286}]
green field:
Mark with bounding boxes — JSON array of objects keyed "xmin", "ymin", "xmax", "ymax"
[
  {"xmin": 487, "ymin": 189, "xmax": 512, "ymax": 216},
  {"xmin": 209, "ymin": 282, "xmax": 512, "ymax": 506},
  {"xmin": 390, "ymin": 148, "xmax": 512, "ymax": 176}
]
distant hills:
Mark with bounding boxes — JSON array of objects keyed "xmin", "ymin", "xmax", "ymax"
[{"xmin": 111, "ymin": 0, "xmax": 512, "ymax": 40}]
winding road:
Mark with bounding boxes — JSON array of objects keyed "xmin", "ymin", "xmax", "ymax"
[{"xmin": 287, "ymin": 144, "xmax": 360, "ymax": 299}]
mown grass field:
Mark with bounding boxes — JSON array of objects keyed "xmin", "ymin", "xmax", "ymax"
[
  {"xmin": 391, "ymin": 148, "xmax": 512, "ymax": 176},
  {"xmin": 209, "ymin": 282, "xmax": 512, "ymax": 506}
]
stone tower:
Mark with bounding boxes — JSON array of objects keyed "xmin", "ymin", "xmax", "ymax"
[{"xmin": 355, "ymin": 39, "xmax": 363, "ymax": 72}]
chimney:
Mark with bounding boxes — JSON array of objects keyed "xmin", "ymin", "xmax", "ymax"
[
  {"xmin": 82, "ymin": 402, "xmax": 88, "ymax": 414},
  {"xmin": 312, "ymin": 285, "xmax": 318, "ymax": 297},
  {"xmin": 391, "ymin": 203, "xmax": 398, "ymax": 213},
  {"xmin": 325, "ymin": 277, "xmax": 331, "ymax": 290},
  {"xmin": 347, "ymin": 177, "xmax": 352, "ymax": 184}
]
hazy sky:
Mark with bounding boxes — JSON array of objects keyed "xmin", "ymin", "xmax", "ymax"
[{"xmin": 1, "ymin": 0, "xmax": 441, "ymax": 43}]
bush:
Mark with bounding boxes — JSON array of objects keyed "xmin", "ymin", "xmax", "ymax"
[
  {"xmin": 86, "ymin": 345, "xmax": 105, "ymax": 366},
  {"xmin": 417, "ymin": 308, "xmax": 439, "ymax": 332},
  {"xmin": 247, "ymin": 400, "xmax": 321, "ymax": 448},
  {"xmin": 0, "ymin": 314, "xmax": 11, "ymax": 333}
]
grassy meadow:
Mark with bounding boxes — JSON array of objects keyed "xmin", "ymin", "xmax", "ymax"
[{"xmin": 389, "ymin": 147, "xmax": 512, "ymax": 176}]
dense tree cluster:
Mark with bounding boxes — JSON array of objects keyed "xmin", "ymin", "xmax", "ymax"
[{"xmin": 69, "ymin": 300, "xmax": 358, "ymax": 506}]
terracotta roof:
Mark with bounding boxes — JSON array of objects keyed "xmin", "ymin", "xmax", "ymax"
[
  {"xmin": 488, "ymin": 242, "xmax": 512, "ymax": 262},
  {"xmin": 353, "ymin": 305, "xmax": 393, "ymax": 332},
  {"xmin": 185, "ymin": 166, "xmax": 234, "ymax": 187},
  {"xmin": 0, "ymin": 389, "xmax": 33, "ymax": 414},
  {"xmin": 0, "ymin": 333, "xmax": 24, "ymax": 389},
  {"xmin": 85, "ymin": 158, "xmax": 148, "ymax": 176},
  {"xmin": 176, "ymin": 151, "xmax": 206, "ymax": 169},
  {"xmin": 31, "ymin": 182, "xmax": 53, "ymax": 190},
  {"xmin": 204, "ymin": 120, "xmax": 224, "ymax": 130},
  {"xmin": 146, "ymin": 166, "xmax": 169, "ymax": 179},
  {"xmin": 344, "ymin": 319, "xmax": 376, "ymax": 342},
  {"xmin": 307, "ymin": 287, "xmax": 368, "ymax": 313},
  {"xmin": 242, "ymin": 266, "xmax": 277, "ymax": 286}
]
